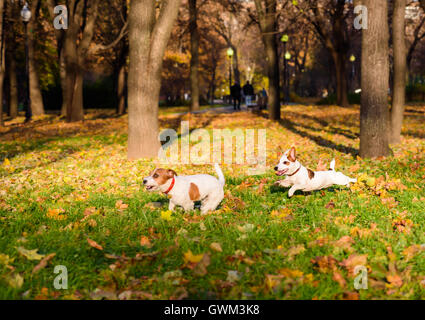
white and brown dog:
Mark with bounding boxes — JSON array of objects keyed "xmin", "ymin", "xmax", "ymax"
[
  {"xmin": 274, "ymin": 147, "xmax": 357, "ymax": 197},
  {"xmin": 143, "ymin": 164, "xmax": 225, "ymax": 214}
]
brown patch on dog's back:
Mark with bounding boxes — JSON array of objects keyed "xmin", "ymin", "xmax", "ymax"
[
  {"xmin": 189, "ymin": 183, "xmax": 200, "ymax": 201},
  {"xmin": 307, "ymin": 169, "xmax": 315, "ymax": 179}
]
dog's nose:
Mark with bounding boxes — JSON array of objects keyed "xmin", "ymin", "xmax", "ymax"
[
  {"xmin": 143, "ymin": 179, "xmax": 147, "ymax": 184},
  {"xmin": 274, "ymin": 166, "xmax": 278, "ymax": 171}
]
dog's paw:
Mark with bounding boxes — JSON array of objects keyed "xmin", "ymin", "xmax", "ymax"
[{"xmin": 275, "ymin": 180, "xmax": 291, "ymax": 188}]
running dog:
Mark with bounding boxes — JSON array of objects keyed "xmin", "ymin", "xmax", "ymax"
[
  {"xmin": 143, "ymin": 164, "xmax": 225, "ymax": 214},
  {"xmin": 274, "ymin": 147, "xmax": 357, "ymax": 197}
]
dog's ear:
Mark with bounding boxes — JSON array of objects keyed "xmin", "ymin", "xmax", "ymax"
[
  {"xmin": 167, "ymin": 169, "xmax": 177, "ymax": 178},
  {"xmin": 288, "ymin": 147, "xmax": 297, "ymax": 162}
]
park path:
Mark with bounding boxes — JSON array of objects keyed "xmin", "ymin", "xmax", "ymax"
[{"xmin": 168, "ymin": 104, "xmax": 250, "ymax": 116}]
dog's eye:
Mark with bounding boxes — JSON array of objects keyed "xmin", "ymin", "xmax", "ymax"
[
  {"xmin": 284, "ymin": 161, "xmax": 290, "ymax": 165},
  {"xmin": 153, "ymin": 174, "xmax": 158, "ymax": 178}
]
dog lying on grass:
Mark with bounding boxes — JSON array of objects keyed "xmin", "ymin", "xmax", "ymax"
[
  {"xmin": 143, "ymin": 164, "xmax": 225, "ymax": 215},
  {"xmin": 274, "ymin": 147, "xmax": 357, "ymax": 197}
]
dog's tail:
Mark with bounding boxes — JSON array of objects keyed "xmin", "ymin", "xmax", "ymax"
[
  {"xmin": 214, "ymin": 163, "xmax": 225, "ymax": 186},
  {"xmin": 329, "ymin": 159, "xmax": 336, "ymax": 171}
]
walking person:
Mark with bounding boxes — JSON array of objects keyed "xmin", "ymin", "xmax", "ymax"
[
  {"xmin": 230, "ymin": 82, "xmax": 242, "ymax": 111},
  {"xmin": 243, "ymin": 81, "xmax": 255, "ymax": 108},
  {"xmin": 260, "ymin": 87, "xmax": 268, "ymax": 110}
]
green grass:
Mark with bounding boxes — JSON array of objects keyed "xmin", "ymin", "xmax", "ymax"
[{"xmin": 1, "ymin": 105, "xmax": 425, "ymax": 300}]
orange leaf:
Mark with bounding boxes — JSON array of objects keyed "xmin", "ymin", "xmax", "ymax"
[{"xmin": 87, "ymin": 238, "xmax": 103, "ymax": 251}]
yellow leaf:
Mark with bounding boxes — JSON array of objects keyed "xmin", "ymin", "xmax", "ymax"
[
  {"xmin": 183, "ymin": 250, "xmax": 204, "ymax": 264},
  {"xmin": 7, "ymin": 273, "xmax": 24, "ymax": 289},
  {"xmin": 160, "ymin": 210, "xmax": 172, "ymax": 221},
  {"xmin": 3, "ymin": 158, "xmax": 10, "ymax": 166},
  {"xmin": 0, "ymin": 253, "xmax": 14, "ymax": 265},
  {"xmin": 16, "ymin": 247, "xmax": 45, "ymax": 261}
]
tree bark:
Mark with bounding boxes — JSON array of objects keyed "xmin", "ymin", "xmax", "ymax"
[
  {"xmin": 117, "ymin": 46, "xmax": 127, "ymax": 115},
  {"xmin": 63, "ymin": 0, "xmax": 99, "ymax": 122},
  {"xmin": 390, "ymin": 0, "xmax": 407, "ymax": 144},
  {"xmin": 5, "ymin": 0, "xmax": 18, "ymax": 119},
  {"xmin": 128, "ymin": 0, "xmax": 182, "ymax": 159},
  {"xmin": 27, "ymin": 0, "xmax": 45, "ymax": 116},
  {"xmin": 189, "ymin": 0, "xmax": 200, "ymax": 111},
  {"xmin": 360, "ymin": 0, "xmax": 391, "ymax": 158},
  {"xmin": 0, "ymin": 0, "xmax": 4, "ymax": 126},
  {"xmin": 254, "ymin": 0, "xmax": 280, "ymax": 120},
  {"xmin": 7, "ymin": 53, "xmax": 18, "ymax": 119}
]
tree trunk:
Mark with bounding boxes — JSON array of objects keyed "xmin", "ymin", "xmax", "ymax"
[
  {"xmin": 254, "ymin": 0, "xmax": 280, "ymax": 120},
  {"xmin": 128, "ymin": 0, "xmax": 182, "ymax": 159},
  {"xmin": 5, "ymin": 1, "xmax": 18, "ymax": 119},
  {"xmin": 332, "ymin": 50, "xmax": 349, "ymax": 107},
  {"xmin": 189, "ymin": 0, "xmax": 200, "ymax": 111},
  {"xmin": 117, "ymin": 56, "xmax": 127, "ymax": 115},
  {"xmin": 390, "ymin": 0, "xmax": 407, "ymax": 144},
  {"xmin": 0, "ymin": 0, "xmax": 5, "ymax": 126},
  {"xmin": 232, "ymin": 46, "xmax": 240, "ymax": 84},
  {"xmin": 59, "ymin": 50, "xmax": 67, "ymax": 116},
  {"xmin": 360, "ymin": 0, "xmax": 391, "ymax": 158},
  {"xmin": 27, "ymin": 0, "xmax": 44, "ymax": 116},
  {"xmin": 64, "ymin": 24, "xmax": 83, "ymax": 122},
  {"xmin": 7, "ymin": 54, "xmax": 18, "ymax": 118},
  {"xmin": 62, "ymin": 0, "xmax": 99, "ymax": 122}
]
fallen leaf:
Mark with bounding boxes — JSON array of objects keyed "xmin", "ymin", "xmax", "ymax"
[
  {"xmin": 210, "ymin": 242, "xmax": 223, "ymax": 252},
  {"xmin": 32, "ymin": 253, "xmax": 56, "ymax": 274},
  {"xmin": 339, "ymin": 254, "xmax": 367, "ymax": 276},
  {"xmin": 7, "ymin": 273, "xmax": 24, "ymax": 289},
  {"xmin": 183, "ymin": 250, "xmax": 204, "ymax": 264},
  {"xmin": 115, "ymin": 200, "xmax": 128, "ymax": 210},
  {"xmin": 332, "ymin": 271, "xmax": 346, "ymax": 288},
  {"xmin": 140, "ymin": 236, "xmax": 152, "ymax": 248},
  {"xmin": 287, "ymin": 245, "xmax": 305, "ymax": 260},
  {"xmin": 87, "ymin": 238, "xmax": 103, "ymax": 251},
  {"xmin": 16, "ymin": 247, "xmax": 45, "ymax": 261},
  {"xmin": 160, "ymin": 210, "xmax": 173, "ymax": 221}
]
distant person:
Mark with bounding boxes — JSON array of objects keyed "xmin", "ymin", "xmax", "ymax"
[
  {"xmin": 260, "ymin": 88, "xmax": 268, "ymax": 109},
  {"xmin": 230, "ymin": 82, "xmax": 242, "ymax": 111},
  {"xmin": 243, "ymin": 81, "xmax": 255, "ymax": 107}
]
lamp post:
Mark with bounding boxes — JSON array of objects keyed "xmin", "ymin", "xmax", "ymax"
[
  {"xmin": 21, "ymin": 3, "xmax": 32, "ymax": 122},
  {"xmin": 350, "ymin": 54, "xmax": 356, "ymax": 91},
  {"xmin": 227, "ymin": 48, "xmax": 234, "ymax": 100},
  {"xmin": 281, "ymin": 34, "xmax": 290, "ymax": 104}
]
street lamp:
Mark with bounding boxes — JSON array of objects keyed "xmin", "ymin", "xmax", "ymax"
[
  {"xmin": 226, "ymin": 47, "xmax": 234, "ymax": 102},
  {"xmin": 21, "ymin": 3, "xmax": 32, "ymax": 122},
  {"xmin": 350, "ymin": 54, "xmax": 356, "ymax": 91},
  {"xmin": 281, "ymin": 34, "xmax": 290, "ymax": 104}
]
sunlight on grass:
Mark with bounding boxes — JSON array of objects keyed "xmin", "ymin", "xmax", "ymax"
[{"xmin": 1, "ymin": 105, "xmax": 425, "ymax": 299}]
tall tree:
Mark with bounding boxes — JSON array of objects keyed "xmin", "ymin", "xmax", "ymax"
[
  {"xmin": 360, "ymin": 0, "xmax": 391, "ymax": 158},
  {"xmin": 59, "ymin": 0, "xmax": 99, "ymax": 122},
  {"xmin": 0, "ymin": 0, "xmax": 5, "ymax": 126},
  {"xmin": 28, "ymin": 0, "xmax": 45, "ymax": 116},
  {"xmin": 295, "ymin": 0, "xmax": 352, "ymax": 107},
  {"xmin": 253, "ymin": 0, "xmax": 281, "ymax": 120},
  {"xmin": 5, "ymin": 0, "xmax": 18, "ymax": 119},
  {"xmin": 189, "ymin": 0, "xmax": 200, "ymax": 111},
  {"xmin": 128, "ymin": 0, "xmax": 182, "ymax": 159},
  {"xmin": 390, "ymin": 0, "xmax": 407, "ymax": 144}
]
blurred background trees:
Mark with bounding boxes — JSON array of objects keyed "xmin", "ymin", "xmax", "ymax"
[{"xmin": 1, "ymin": 0, "xmax": 425, "ymax": 158}]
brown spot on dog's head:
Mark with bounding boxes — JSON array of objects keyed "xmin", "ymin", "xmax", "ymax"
[
  {"xmin": 189, "ymin": 183, "xmax": 200, "ymax": 201},
  {"xmin": 151, "ymin": 168, "xmax": 177, "ymax": 185},
  {"xmin": 288, "ymin": 147, "xmax": 297, "ymax": 162},
  {"xmin": 307, "ymin": 168, "xmax": 315, "ymax": 179}
]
